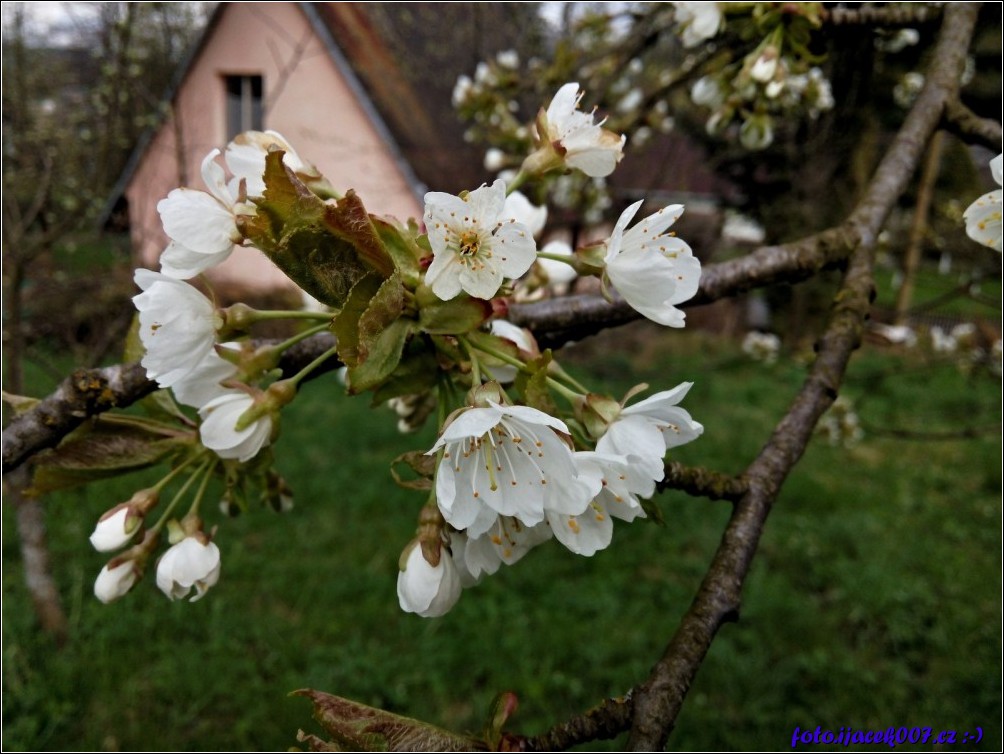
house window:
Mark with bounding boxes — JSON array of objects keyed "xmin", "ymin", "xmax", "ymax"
[{"xmin": 225, "ymin": 75, "xmax": 263, "ymax": 139}]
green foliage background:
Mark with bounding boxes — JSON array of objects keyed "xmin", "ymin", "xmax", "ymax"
[{"xmin": 3, "ymin": 328, "xmax": 1000, "ymax": 751}]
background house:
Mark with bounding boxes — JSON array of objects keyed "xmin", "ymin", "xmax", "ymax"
[{"xmin": 113, "ymin": 2, "xmax": 545, "ymax": 298}]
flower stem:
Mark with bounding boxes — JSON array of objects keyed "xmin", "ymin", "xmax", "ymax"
[
  {"xmin": 186, "ymin": 459, "xmax": 218, "ymax": 518},
  {"xmin": 149, "ymin": 455, "xmax": 214, "ymax": 535},
  {"xmin": 272, "ymin": 323, "xmax": 332, "ymax": 354},
  {"xmin": 287, "ymin": 345, "xmax": 341, "ymax": 388},
  {"xmin": 505, "ymin": 170, "xmax": 529, "ymax": 194},
  {"xmin": 465, "ymin": 338, "xmax": 584, "ymax": 404}
]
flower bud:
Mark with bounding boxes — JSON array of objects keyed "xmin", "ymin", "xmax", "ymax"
[
  {"xmin": 750, "ymin": 48, "xmax": 779, "ymax": 83},
  {"xmin": 397, "ymin": 540, "xmax": 462, "ymax": 618},
  {"xmin": 94, "ymin": 559, "xmax": 141, "ymax": 603},
  {"xmin": 88, "ymin": 488, "xmax": 158, "ymax": 552}
]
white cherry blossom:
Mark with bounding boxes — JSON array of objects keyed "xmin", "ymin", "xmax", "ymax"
[
  {"xmin": 450, "ymin": 518, "xmax": 552, "ymax": 586},
  {"xmin": 397, "ymin": 543, "xmax": 463, "ymax": 618},
  {"xmin": 964, "ymin": 153, "xmax": 1003, "ymax": 252},
  {"xmin": 224, "ymin": 129, "xmax": 309, "ymax": 197},
  {"xmin": 133, "ymin": 269, "xmax": 221, "ymax": 389},
  {"xmin": 199, "ymin": 393, "xmax": 273, "ymax": 462},
  {"xmin": 424, "ymin": 179, "xmax": 537, "ymax": 300},
  {"xmin": 158, "ymin": 149, "xmax": 253, "ymax": 278},
  {"xmin": 596, "ymin": 382, "xmax": 704, "ymax": 481},
  {"xmin": 541, "ymin": 83, "xmax": 626, "ymax": 178},
  {"xmin": 537, "ymin": 239, "xmax": 579, "ymax": 286},
  {"xmin": 674, "ymin": 2, "xmax": 723, "ymax": 48},
  {"xmin": 156, "ymin": 535, "xmax": 221, "ymax": 602},
  {"xmin": 604, "ymin": 201, "xmax": 702, "ymax": 327},
  {"xmin": 429, "ymin": 402, "xmax": 598, "ymax": 538},
  {"xmin": 549, "ymin": 452, "xmax": 652, "ymax": 556}
]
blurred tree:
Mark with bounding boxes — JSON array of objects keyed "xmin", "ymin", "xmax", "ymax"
[{"xmin": 2, "ymin": 1, "xmax": 207, "ymax": 641}]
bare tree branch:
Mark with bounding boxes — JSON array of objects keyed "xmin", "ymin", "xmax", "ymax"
[
  {"xmin": 656, "ymin": 462, "xmax": 747, "ymax": 503},
  {"xmin": 941, "ymin": 97, "xmax": 1004, "ymax": 151}
]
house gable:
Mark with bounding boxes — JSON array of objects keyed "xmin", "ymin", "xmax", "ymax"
[{"xmin": 124, "ymin": 2, "xmax": 424, "ymax": 293}]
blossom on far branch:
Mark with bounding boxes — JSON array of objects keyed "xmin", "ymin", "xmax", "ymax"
[
  {"xmin": 602, "ymin": 201, "xmax": 702, "ymax": 327},
  {"xmin": 424, "ymin": 179, "xmax": 538, "ymax": 301},
  {"xmin": 964, "ymin": 153, "xmax": 1003, "ymax": 252},
  {"xmin": 673, "ymin": 2, "xmax": 724, "ymax": 48},
  {"xmin": 524, "ymin": 82, "xmax": 626, "ymax": 179}
]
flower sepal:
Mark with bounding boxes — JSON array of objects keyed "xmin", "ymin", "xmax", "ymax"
[{"xmin": 574, "ymin": 392, "xmax": 624, "ymax": 441}]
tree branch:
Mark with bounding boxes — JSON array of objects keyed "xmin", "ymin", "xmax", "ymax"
[
  {"xmin": 822, "ymin": 3, "xmax": 943, "ymax": 27},
  {"xmin": 941, "ymin": 97, "xmax": 1003, "ymax": 151},
  {"xmin": 656, "ymin": 461, "xmax": 747, "ymax": 503}
]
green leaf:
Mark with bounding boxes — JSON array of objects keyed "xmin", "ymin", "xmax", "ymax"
[
  {"xmin": 369, "ymin": 344, "xmax": 440, "ymax": 405},
  {"xmin": 358, "ymin": 272, "xmax": 405, "ymax": 361},
  {"xmin": 416, "ymin": 284, "xmax": 492, "ymax": 335},
  {"xmin": 293, "ymin": 689, "xmax": 483, "ymax": 752},
  {"xmin": 346, "ymin": 319, "xmax": 413, "ymax": 394},
  {"xmin": 321, "ymin": 191, "xmax": 395, "ymax": 279},
  {"xmin": 332, "ymin": 274, "xmax": 384, "ymax": 368},
  {"xmin": 30, "ymin": 422, "xmax": 189, "ymax": 494},
  {"xmin": 371, "ymin": 216, "xmax": 423, "ymax": 288}
]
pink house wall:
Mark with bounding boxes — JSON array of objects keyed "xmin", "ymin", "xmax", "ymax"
[{"xmin": 126, "ymin": 2, "xmax": 422, "ymax": 293}]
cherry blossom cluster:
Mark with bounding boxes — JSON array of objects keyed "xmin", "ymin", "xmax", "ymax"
[
  {"xmin": 680, "ymin": 3, "xmax": 835, "ymax": 150},
  {"xmin": 84, "ymin": 83, "xmax": 706, "ymax": 617}
]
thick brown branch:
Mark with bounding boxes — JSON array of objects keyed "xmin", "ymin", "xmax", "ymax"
[
  {"xmin": 941, "ymin": 97, "xmax": 1003, "ymax": 151},
  {"xmin": 2, "ymin": 363, "xmax": 157, "ymax": 475},
  {"xmin": 624, "ymin": 4, "xmax": 978, "ymax": 749}
]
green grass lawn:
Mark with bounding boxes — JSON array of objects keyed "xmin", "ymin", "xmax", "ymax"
[{"xmin": 3, "ymin": 325, "xmax": 1001, "ymax": 751}]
